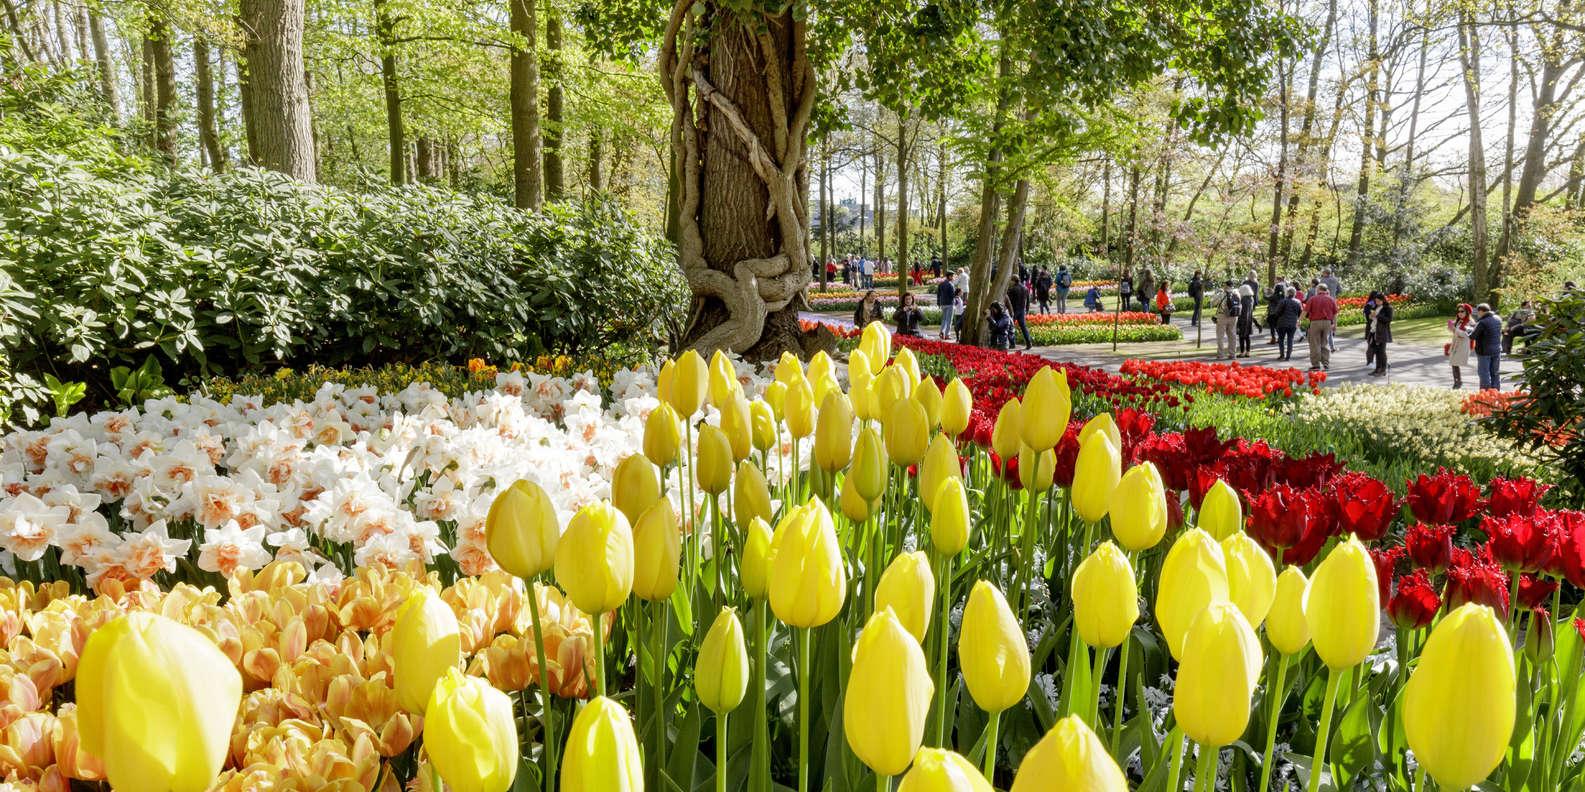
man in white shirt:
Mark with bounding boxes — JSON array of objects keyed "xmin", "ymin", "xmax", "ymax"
[{"xmin": 861, "ymin": 257, "xmax": 874, "ymax": 288}]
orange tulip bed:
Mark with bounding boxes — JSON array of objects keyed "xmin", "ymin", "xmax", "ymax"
[{"xmin": 0, "ymin": 321, "xmax": 1574, "ymax": 792}]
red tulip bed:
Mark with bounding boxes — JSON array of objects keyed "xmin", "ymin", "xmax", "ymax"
[
  {"xmin": 1026, "ymin": 312, "xmax": 1164, "ymax": 326},
  {"xmin": 1120, "ymin": 359, "xmax": 1327, "ymax": 399}
]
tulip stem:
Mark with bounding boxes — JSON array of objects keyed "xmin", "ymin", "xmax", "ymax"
[
  {"xmin": 1109, "ymin": 636, "xmax": 1130, "ymax": 756},
  {"xmin": 798, "ymin": 626, "xmax": 812, "ymax": 792},
  {"xmin": 716, "ymin": 711, "xmax": 728, "ymax": 792},
  {"xmin": 1164, "ymin": 727, "xmax": 1185, "ymax": 792},
  {"xmin": 933, "ymin": 551, "xmax": 954, "ymax": 746},
  {"xmin": 982, "ymin": 709, "xmax": 1001, "ymax": 779},
  {"xmin": 652, "ymin": 599, "xmax": 667, "ymax": 784},
  {"xmin": 1313, "ymin": 666, "xmax": 1343, "ymax": 792},
  {"xmin": 1090, "ymin": 646, "xmax": 1111, "ymax": 727},
  {"xmin": 1507, "ymin": 571, "xmax": 1522, "ymax": 642},
  {"xmin": 1258, "ymin": 653, "xmax": 1289, "ymax": 792},
  {"xmin": 594, "ymin": 610, "xmax": 607, "ymax": 698},
  {"xmin": 750, "ymin": 600, "xmax": 771, "ymax": 792},
  {"xmin": 1192, "ymin": 743, "xmax": 1217, "ymax": 792},
  {"xmin": 876, "ymin": 773, "xmax": 889, "ymax": 792},
  {"xmin": 526, "ymin": 580, "xmax": 558, "ymax": 792}
]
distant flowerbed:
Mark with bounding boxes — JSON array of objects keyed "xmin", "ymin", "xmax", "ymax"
[
  {"xmin": 1122, "ymin": 360, "xmax": 1326, "ymax": 399},
  {"xmin": 1336, "ymin": 294, "xmax": 1412, "ymax": 308},
  {"xmin": 1028, "ymin": 312, "xmax": 1163, "ymax": 326}
]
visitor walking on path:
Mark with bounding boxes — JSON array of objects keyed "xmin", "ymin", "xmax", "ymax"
[
  {"xmin": 1265, "ymin": 281, "xmax": 1286, "ymax": 344},
  {"xmin": 1188, "ymin": 271, "xmax": 1204, "ymax": 326},
  {"xmin": 1446, "ymin": 303, "xmax": 1474, "ymax": 389},
  {"xmin": 1235, "ymin": 284, "xmax": 1259, "ymax": 357},
  {"xmin": 1055, "ymin": 265, "xmax": 1073, "ymax": 313},
  {"xmin": 1137, "ymin": 270, "xmax": 1157, "ymax": 313},
  {"xmin": 1008, "ymin": 276, "xmax": 1033, "ymax": 349},
  {"xmin": 854, "ymin": 290, "xmax": 885, "ymax": 328},
  {"xmin": 1034, "ymin": 267, "xmax": 1053, "ymax": 314},
  {"xmin": 1367, "ymin": 291, "xmax": 1394, "ymax": 376},
  {"xmin": 861, "ymin": 256, "xmax": 874, "ymax": 288},
  {"xmin": 1273, "ymin": 287, "xmax": 1303, "ymax": 361},
  {"xmin": 1155, "ymin": 281, "xmax": 1177, "ymax": 325},
  {"xmin": 954, "ymin": 268, "xmax": 969, "ymax": 298},
  {"xmin": 936, "ymin": 276, "xmax": 957, "ymax": 339},
  {"xmin": 1472, "ymin": 303, "xmax": 1504, "ymax": 390},
  {"xmin": 1302, "ymin": 284, "xmax": 1338, "ymax": 371},
  {"xmin": 1119, "ymin": 274, "xmax": 1134, "ymax": 312},
  {"xmin": 1211, "ymin": 280, "xmax": 1241, "ymax": 360},
  {"xmin": 985, "ymin": 303, "xmax": 1015, "ymax": 350},
  {"xmin": 894, "ymin": 293, "xmax": 926, "ymax": 337},
  {"xmin": 1319, "ymin": 269, "xmax": 1342, "ymax": 350}
]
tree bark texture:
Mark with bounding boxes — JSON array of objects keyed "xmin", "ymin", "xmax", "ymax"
[
  {"xmin": 87, "ymin": 10, "xmax": 121, "ymax": 123},
  {"xmin": 150, "ymin": 20, "xmax": 177, "ymax": 160},
  {"xmin": 373, "ymin": 0, "xmax": 405, "ymax": 185},
  {"xmin": 1458, "ymin": 9, "xmax": 1491, "ymax": 302},
  {"xmin": 239, "ymin": 0, "xmax": 316, "ymax": 180},
  {"xmin": 543, "ymin": 6, "xmax": 565, "ymax": 201},
  {"xmin": 509, "ymin": 0, "xmax": 543, "ymax": 208},
  {"xmin": 1346, "ymin": 0, "xmax": 1379, "ymax": 269},
  {"xmin": 195, "ymin": 38, "xmax": 226, "ymax": 171}
]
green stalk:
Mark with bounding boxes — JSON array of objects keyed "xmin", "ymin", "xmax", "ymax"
[
  {"xmin": 933, "ymin": 552, "xmax": 954, "ymax": 746},
  {"xmin": 876, "ymin": 773, "xmax": 889, "ymax": 792},
  {"xmin": 1258, "ymin": 654, "xmax": 1290, "ymax": 792},
  {"xmin": 716, "ymin": 711, "xmax": 729, "ymax": 792},
  {"xmin": 526, "ymin": 584, "xmax": 558, "ymax": 792},
  {"xmin": 798, "ymin": 626, "xmax": 813, "ymax": 792},
  {"xmin": 1508, "ymin": 571, "xmax": 1523, "ymax": 642},
  {"xmin": 1192, "ymin": 743, "xmax": 1217, "ymax": 792},
  {"xmin": 1313, "ymin": 666, "xmax": 1343, "ymax": 792},
  {"xmin": 750, "ymin": 600, "xmax": 771, "ymax": 792},
  {"xmin": 652, "ymin": 600, "xmax": 667, "ymax": 783},
  {"xmin": 1109, "ymin": 636, "xmax": 1131, "ymax": 755},
  {"xmin": 982, "ymin": 709, "xmax": 1001, "ymax": 779},
  {"xmin": 1090, "ymin": 646, "xmax": 1111, "ymax": 727},
  {"xmin": 1164, "ymin": 727, "xmax": 1185, "ymax": 792},
  {"xmin": 711, "ymin": 495, "xmax": 724, "ymax": 607},
  {"xmin": 592, "ymin": 609, "xmax": 607, "ymax": 697}
]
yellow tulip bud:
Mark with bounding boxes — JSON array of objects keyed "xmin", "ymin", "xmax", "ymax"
[
  {"xmin": 874, "ymin": 364, "xmax": 912, "ymax": 414},
  {"xmin": 749, "ymin": 399, "xmax": 777, "ymax": 452},
  {"xmin": 1071, "ymin": 433, "xmax": 1122, "ymax": 524},
  {"xmin": 914, "ymin": 375, "xmax": 943, "ymax": 429},
  {"xmin": 898, "ymin": 748, "xmax": 993, "ymax": 792},
  {"xmin": 392, "ymin": 590, "xmax": 463, "ymax": 713},
  {"xmin": 1304, "ymin": 534, "xmax": 1380, "ymax": 670},
  {"xmin": 785, "ymin": 377, "xmax": 816, "ymax": 439},
  {"xmin": 657, "ymin": 358, "xmax": 676, "ymax": 407},
  {"xmin": 696, "ymin": 607, "xmax": 750, "ymax": 714},
  {"xmin": 611, "ymin": 455, "xmax": 660, "ymax": 526},
  {"xmin": 1221, "ymin": 533, "xmax": 1276, "ymax": 628},
  {"xmin": 851, "ymin": 427, "xmax": 889, "ymax": 502},
  {"xmin": 631, "ymin": 499, "xmax": 681, "ymax": 602},
  {"xmin": 1267, "ymin": 567, "xmax": 1311, "ymax": 656},
  {"xmin": 813, "ymin": 372, "xmax": 842, "ymax": 410},
  {"xmin": 1196, "ymin": 479, "xmax": 1243, "ymax": 541},
  {"xmin": 918, "ymin": 434, "xmax": 961, "ymax": 512},
  {"xmin": 941, "ymin": 378, "xmax": 973, "ymax": 437},
  {"xmin": 851, "ymin": 375, "xmax": 879, "ymax": 422},
  {"xmin": 959, "ymin": 580, "xmax": 1030, "ymax": 713},
  {"xmin": 1109, "ymin": 462, "xmax": 1167, "ymax": 552},
  {"xmin": 848, "ymin": 348, "xmax": 875, "ymax": 382},
  {"xmin": 885, "ymin": 399, "xmax": 930, "ymax": 467},
  {"xmin": 875, "ymin": 550, "xmax": 935, "ymax": 642},
  {"xmin": 991, "ymin": 399, "xmax": 1022, "ymax": 459},
  {"xmin": 930, "ymin": 477, "xmax": 972, "ymax": 555},
  {"xmin": 840, "ymin": 473, "xmax": 878, "ymax": 523},
  {"xmin": 644, "ymin": 403, "xmax": 683, "ymax": 467},
  {"xmin": 708, "ymin": 349, "xmax": 741, "ymax": 408},
  {"xmin": 1020, "ymin": 367, "xmax": 1071, "ymax": 451},
  {"xmin": 740, "ymin": 517, "xmax": 774, "ymax": 599},
  {"xmin": 695, "ymin": 424, "xmax": 733, "ymax": 495},
  {"xmin": 1403, "ymin": 603, "xmax": 1516, "ymax": 790},
  {"xmin": 669, "ymin": 350, "xmax": 708, "ymax": 417},
  {"xmin": 764, "ymin": 381, "xmax": 788, "ymax": 421},
  {"xmin": 560, "ymin": 696, "xmax": 643, "ymax": 792},
  {"xmin": 1071, "ymin": 541, "xmax": 1138, "ymax": 649},
  {"xmin": 1173, "ymin": 602, "xmax": 1263, "ymax": 748},
  {"xmin": 1018, "ymin": 444, "xmax": 1056, "ymax": 494},
  {"xmin": 76, "ymin": 612, "xmax": 243, "ymax": 792},
  {"xmin": 485, "ymin": 479, "xmax": 560, "ymax": 578},
  {"xmin": 733, "ymin": 460, "xmax": 772, "ymax": 527},
  {"xmin": 424, "ymin": 668, "xmax": 518, "ymax": 792},
  {"xmin": 895, "ymin": 346, "xmax": 922, "ymax": 384},
  {"xmin": 860, "ymin": 320, "xmax": 893, "ymax": 365},
  {"xmin": 814, "ymin": 391, "xmax": 854, "ymax": 472},
  {"xmin": 768, "ymin": 500, "xmax": 847, "ymax": 627},
  {"xmin": 1010, "ymin": 716, "xmax": 1128, "ymax": 792},
  {"xmin": 845, "ymin": 609, "xmax": 934, "ymax": 776},
  {"xmin": 554, "ymin": 501, "xmax": 635, "ymax": 614},
  {"xmin": 1156, "ymin": 528, "xmax": 1230, "ymax": 660},
  {"xmin": 808, "ymin": 349, "xmax": 836, "ymax": 386},
  {"xmin": 1076, "ymin": 413, "xmax": 1121, "ymax": 454},
  {"xmin": 775, "ymin": 351, "xmax": 803, "ymax": 386},
  {"xmin": 720, "ymin": 392, "xmax": 753, "ymax": 462}
]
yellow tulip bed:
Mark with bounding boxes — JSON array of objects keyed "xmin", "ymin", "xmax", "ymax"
[{"xmin": 0, "ymin": 321, "xmax": 1576, "ymax": 792}]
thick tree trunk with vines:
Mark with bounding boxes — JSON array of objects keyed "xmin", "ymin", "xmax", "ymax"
[{"xmin": 662, "ymin": 2, "xmax": 816, "ymax": 358}]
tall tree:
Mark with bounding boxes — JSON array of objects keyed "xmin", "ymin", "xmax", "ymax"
[
  {"xmin": 239, "ymin": 0, "xmax": 316, "ymax": 180},
  {"xmin": 87, "ymin": 9, "xmax": 121, "ymax": 123},
  {"xmin": 195, "ymin": 38, "xmax": 226, "ymax": 171},
  {"xmin": 509, "ymin": 0, "xmax": 543, "ymax": 208},
  {"xmin": 149, "ymin": 16, "xmax": 177, "ymax": 159},
  {"xmin": 372, "ymin": 0, "xmax": 405, "ymax": 184},
  {"xmin": 542, "ymin": 4, "xmax": 564, "ymax": 200},
  {"xmin": 1457, "ymin": 5, "xmax": 1490, "ymax": 301},
  {"xmin": 1345, "ymin": 0, "xmax": 1380, "ymax": 269}
]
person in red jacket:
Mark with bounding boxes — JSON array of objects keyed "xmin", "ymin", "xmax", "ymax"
[{"xmin": 1302, "ymin": 284, "xmax": 1339, "ymax": 371}]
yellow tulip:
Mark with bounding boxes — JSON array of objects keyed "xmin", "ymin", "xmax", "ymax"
[
  {"xmin": 1221, "ymin": 533, "xmax": 1277, "ymax": 627},
  {"xmin": 644, "ymin": 403, "xmax": 682, "ymax": 467},
  {"xmin": 991, "ymin": 399, "xmax": 1022, "ymax": 459},
  {"xmin": 392, "ymin": 590, "xmax": 463, "ymax": 713},
  {"xmin": 851, "ymin": 376, "xmax": 878, "ymax": 423},
  {"xmin": 767, "ymin": 500, "xmax": 847, "ymax": 627},
  {"xmin": 1018, "ymin": 444, "xmax": 1056, "ymax": 494},
  {"xmin": 875, "ymin": 550, "xmax": 935, "ymax": 642},
  {"xmin": 554, "ymin": 501, "xmax": 635, "ymax": 615},
  {"xmin": 814, "ymin": 391, "xmax": 854, "ymax": 472},
  {"xmin": 898, "ymin": 748, "xmax": 994, "ymax": 792},
  {"xmin": 695, "ymin": 424, "xmax": 733, "ymax": 495},
  {"xmin": 813, "ymin": 372, "xmax": 842, "ymax": 410},
  {"xmin": 696, "ymin": 607, "xmax": 750, "ymax": 715},
  {"xmin": 851, "ymin": 427, "xmax": 889, "ymax": 502},
  {"xmin": 885, "ymin": 399, "xmax": 930, "ymax": 466},
  {"xmin": 485, "ymin": 478, "xmax": 559, "ymax": 578},
  {"xmin": 785, "ymin": 377, "xmax": 816, "ymax": 439},
  {"xmin": 941, "ymin": 378, "xmax": 973, "ymax": 437},
  {"xmin": 860, "ymin": 319, "xmax": 893, "ymax": 365},
  {"xmin": 845, "ymin": 609, "xmax": 934, "ymax": 776},
  {"xmin": 1076, "ymin": 413, "xmax": 1121, "ymax": 454},
  {"xmin": 1020, "ymin": 367, "xmax": 1071, "ymax": 451},
  {"xmin": 848, "ymin": 348, "xmax": 875, "ymax": 382},
  {"xmin": 895, "ymin": 346, "xmax": 922, "ymax": 384},
  {"xmin": 1071, "ymin": 541, "xmax": 1138, "ymax": 649},
  {"xmin": 1173, "ymin": 602, "xmax": 1263, "ymax": 748},
  {"xmin": 611, "ymin": 455, "xmax": 661, "ymax": 526},
  {"xmin": 1267, "ymin": 567, "xmax": 1311, "ymax": 656},
  {"xmin": 1304, "ymin": 535, "xmax": 1380, "ymax": 670},
  {"xmin": 560, "ymin": 696, "xmax": 643, "ymax": 792},
  {"xmin": 740, "ymin": 517, "xmax": 773, "ymax": 599},
  {"xmin": 1071, "ymin": 433, "xmax": 1121, "ymax": 524},
  {"xmin": 930, "ymin": 477, "xmax": 972, "ymax": 555},
  {"xmin": 669, "ymin": 349, "xmax": 708, "ymax": 417},
  {"xmin": 749, "ymin": 399, "xmax": 777, "ymax": 452},
  {"xmin": 918, "ymin": 434, "xmax": 961, "ymax": 512},
  {"xmin": 840, "ymin": 473, "xmax": 878, "ymax": 523},
  {"xmin": 1010, "ymin": 716, "xmax": 1128, "ymax": 792},
  {"xmin": 914, "ymin": 375, "xmax": 944, "ymax": 429},
  {"xmin": 874, "ymin": 364, "xmax": 912, "ymax": 414},
  {"xmin": 709, "ymin": 349, "xmax": 742, "ymax": 408},
  {"xmin": 425, "ymin": 668, "xmax": 518, "ymax": 792},
  {"xmin": 1109, "ymin": 462, "xmax": 1166, "ymax": 552},
  {"xmin": 733, "ymin": 460, "xmax": 772, "ymax": 527},
  {"xmin": 764, "ymin": 381, "xmax": 789, "ymax": 421},
  {"xmin": 76, "ymin": 612, "xmax": 243, "ymax": 792},
  {"xmin": 656, "ymin": 358, "xmax": 676, "ymax": 407},
  {"xmin": 1155, "ymin": 528, "xmax": 1230, "ymax": 660},
  {"xmin": 720, "ymin": 391, "xmax": 753, "ymax": 461},
  {"xmin": 808, "ymin": 349, "xmax": 836, "ymax": 387},
  {"xmin": 1196, "ymin": 479, "xmax": 1243, "ymax": 541},
  {"xmin": 959, "ymin": 580, "xmax": 1030, "ymax": 713},
  {"xmin": 1403, "ymin": 603, "xmax": 1516, "ymax": 790},
  {"xmin": 631, "ymin": 499, "xmax": 681, "ymax": 602},
  {"xmin": 775, "ymin": 350, "xmax": 803, "ymax": 386}
]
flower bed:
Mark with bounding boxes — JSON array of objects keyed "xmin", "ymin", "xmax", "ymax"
[
  {"xmin": 1027, "ymin": 311, "xmax": 1163, "ymax": 326},
  {"xmin": 1028, "ymin": 323, "xmax": 1182, "ymax": 345},
  {"xmin": 1122, "ymin": 359, "xmax": 1326, "ymax": 399}
]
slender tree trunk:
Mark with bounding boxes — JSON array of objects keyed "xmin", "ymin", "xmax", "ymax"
[
  {"xmin": 140, "ymin": 37, "xmax": 156, "ymax": 137},
  {"xmin": 859, "ymin": 153, "xmax": 867, "ymax": 256},
  {"xmin": 373, "ymin": 0, "xmax": 405, "ymax": 185},
  {"xmin": 937, "ymin": 139, "xmax": 947, "ymax": 262},
  {"xmin": 72, "ymin": 6, "xmax": 87, "ymax": 63},
  {"xmin": 589, "ymin": 131, "xmax": 604, "ymax": 192},
  {"xmin": 961, "ymin": 45, "xmax": 1012, "ymax": 347},
  {"xmin": 1125, "ymin": 161, "xmax": 1142, "ymax": 275},
  {"xmin": 51, "ymin": 1, "xmax": 70, "ymax": 60},
  {"xmin": 149, "ymin": 20, "xmax": 177, "ymax": 160},
  {"xmin": 895, "ymin": 113, "xmax": 910, "ymax": 303},
  {"xmin": 874, "ymin": 133, "xmax": 887, "ymax": 265},
  {"xmin": 196, "ymin": 39, "xmax": 226, "ymax": 171},
  {"xmin": 1499, "ymin": 24, "xmax": 1518, "ymax": 263},
  {"xmin": 1497, "ymin": 41, "xmax": 1572, "ymax": 263},
  {"xmin": 1346, "ymin": 0, "xmax": 1379, "ymax": 269},
  {"xmin": 1266, "ymin": 54, "xmax": 1291, "ymax": 280},
  {"xmin": 1281, "ymin": 0, "xmax": 1336, "ymax": 264},
  {"xmin": 509, "ymin": 0, "xmax": 543, "ymax": 208},
  {"xmin": 87, "ymin": 9, "xmax": 121, "ymax": 123},
  {"xmin": 1457, "ymin": 8, "xmax": 1491, "ymax": 302},
  {"xmin": 819, "ymin": 136, "xmax": 829, "ymax": 287},
  {"xmin": 542, "ymin": 6, "xmax": 564, "ymax": 200},
  {"xmin": 1100, "ymin": 157, "xmax": 1111, "ymax": 257},
  {"xmin": 416, "ymin": 137, "xmax": 442, "ymax": 181},
  {"xmin": 0, "ymin": 0, "xmax": 35, "ymax": 62},
  {"xmin": 1566, "ymin": 134, "xmax": 1585, "ymax": 209},
  {"xmin": 239, "ymin": 0, "xmax": 316, "ymax": 180}
]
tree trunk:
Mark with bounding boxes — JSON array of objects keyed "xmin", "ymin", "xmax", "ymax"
[
  {"xmin": 858, "ymin": 153, "xmax": 867, "ymax": 257},
  {"xmin": 1458, "ymin": 9, "xmax": 1491, "ymax": 303},
  {"xmin": 140, "ymin": 37, "xmax": 156, "ymax": 137},
  {"xmin": 416, "ymin": 137, "xmax": 443, "ymax": 181},
  {"xmin": 589, "ymin": 131, "xmax": 604, "ymax": 192},
  {"xmin": 51, "ymin": 1, "xmax": 70, "ymax": 60},
  {"xmin": 1566, "ymin": 134, "xmax": 1585, "ymax": 209},
  {"xmin": 509, "ymin": 0, "xmax": 543, "ymax": 208},
  {"xmin": 543, "ymin": 6, "xmax": 565, "ymax": 200},
  {"xmin": 937, "ymin": 140, "xmax": 947, "ymax": 263},
  {"xmin": 373, "ymin": 0, "xmax": 405, "ymax": 185},
  {"xmin": 960, "ymin": 46, "xmax": 1013, "ymax": 347},
  {"xmin": 1125, "ymin": 161, "xmax": 1142, "ymax": 275},
  {"xmin": 1100, "ymin": 157, "xmax": 1111, "ymax": 257},
  {"xmin": 874, "ymin": 134, "xmax": 887, "ymax": 266},
  {"xmin": 895, "ymin": 113, "xmax": 910, "ymax": 304},
  {"xmin": 1345, "ymin": 0, "xmax": 1379, "ymax": 270},
  {"xmin": 1266, "ymin": 53, "xmax": 1291, "ymax": 280},
  {"xmin": 195, "ymin": 38, "xmax": 226, "ymax": 171},
  {"xmin": 1281, "ymin": 0, "xmax": 1336, "ymax": 264},
  {"xmin": 662, "ymin": 2, "xmax": 813, "ymax": 356},
  {"xmin": 87, "ymin": 10, "xmax": 121, "ymax": 123},
  {"xmin": 0, "ymin": 0, "xmax": 35, "ymax": 62},
  {"xmin": 239, "ymin": 0, "xmax": 316, "ymax": 180},
  {"xmin": 149, "ymin": 19, "xmax": 177, "ymax": 160},
  {"xmin": 1496, "ymin": 39, "xmax": 1573, "ymax": 264},
  {"xmin": 72, "ymin": 6, "xmax": 87, "ymax": 63},
  {"xmin": 819, "ymin": 136, "xmax": 829, "ymax": 287}
]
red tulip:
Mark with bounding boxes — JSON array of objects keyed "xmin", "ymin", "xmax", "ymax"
[
  {"xmin": 1387, "ymin": 569, "xmax": 1439, "ymax": 630},
  {"xmin": 1405, "ymin": 524, "xmax": 1455, "ymax": 573},
  {"xmin": 1052, "ymin": 427, "xmax": 1081, "ymax": 488},
  {"xmin": 1486, "ymin": 477, "xmax": 1551, "ymax": 518},
  {"xmin": 1552, "ymin": 512, "xmax": 1585, "ymax": 587},
  {"xmin": 1187, "ymin": 467, "xmax": 1222, "ymax": 511},
  {"xmin": 1573, "ymin": 617, "xmax": 1585, "ymax": 642},
  {"xmin": 1373, "ymin": 546, "xmax": 1405, "ymax": 606},
  {"xmin": 1247, "ymin": 485, "xmax": 1308, "ymax": 551},
  {"xmin": 1406, "ymin": 469, "xmax": 1485, "ymax": 525},
  {"xmin": 1485, "ymin": 514, "xmax": 1554, "ymax": 573},
  {"xmin": 1518, "ymin": 574, "xmax": 1558, "ymax": 610},
  {"xmin": 1443, "ymin": 556, "xmax": 1510, "ymax": 618},
  {"xmin": 1335, "ymin": 472, "xmax": 1400, "ymax": 542}
]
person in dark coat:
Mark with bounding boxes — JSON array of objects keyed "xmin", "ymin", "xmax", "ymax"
[
  {"xmin": 1007, "ymin": 276, "xmax": 1033, "ymax": 349},
  {"xmin": 1368, "ymin": 291, "xmax": 1394, "ymax": 376},
  {"xmin": 1187, "ymin": 271, "xmax": 1205, "ymax": 326},
  {"xmin": 853, "ymin": 290, "xmax": 885, "ymax": 328},
  {"xmin": 1236, "ymin": 284, "xmax": 1258, "ymax": 357},
  {"xmin": 1273, "ymin": 287, "xmax": 1303, "ymax": 361},
  {"xmin": 1471, "ymin": 303, "xmax": 1504, "ymax": 390},
  {"xmin": 935, "ymin": 276, "xmax": 957, "ymax": 339},
  {"xmin": 1136, "ymin": 270, "xmax": 1157, "ymax": 312},
  {"xmin": 1034, "ymin": 267, "xmax": 1053, "ymax": 314},
  {"xmin": 894, "ymin": 293, "xmax": 926, "ymax": 336},
  {"xmin": 985, "ymin": 303, "xmax": 1015, "ymax": 350},
  {"xmin": 1265, "ymin": 281, "xmax": 1286, "ymax": 344}
]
